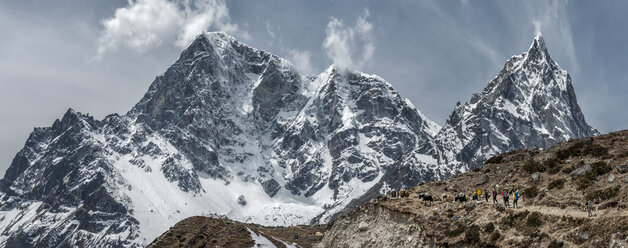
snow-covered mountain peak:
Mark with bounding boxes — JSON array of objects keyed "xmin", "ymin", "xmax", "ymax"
[
  {"xmin": 520, "ymin": 33, "xmax": 557, "ymax": 71},
  {"xmin": 529, "ymin": 32, "xmax": 547, "ymax": 53},
  {"xmin": 477, "ymin": 34, "xmax": 567, "ymax": 104},
  {"xmin": 187, "ymin": 31, "xmax": 246, "ymax": 56},
  {"xmin": 52, "ymin": 108, "xmax": 87, "ymax": 130},
  {"xmin": 2, "ymin": 30, "xmax": 451, "ymax": 247},
  {"xmin": 433, "ymin": 34, "xmax": 598, "ymax": 169},
  {"xmin": 203, "ymin": 31, "xmax": 237, "ymax": 44},
  {"xmin": 321, "ymin": 64, "xmax": 364, "ymax": 81}
]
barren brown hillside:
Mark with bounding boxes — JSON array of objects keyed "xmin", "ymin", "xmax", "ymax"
[
  {"xmin": 148, "ymin": 216, "xmax": 325, "ymax": 247},
  {"xmin": 318, "ymin": 130, "xmax": 628, "ymax": 247}
]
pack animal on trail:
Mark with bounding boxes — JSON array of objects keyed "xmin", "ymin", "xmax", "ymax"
[
  {"xmin": 419, "ymin": 193, "xmax": 433, "ymax": 201},
  {"xmin": 399, "ymin": 190, "xmax": 410, "ymax": 198},
  {"xmin": 390, "ymin": 190, "xmax": 398, "ymax": 198},
  {"xmin": 454, "ymin": 194, "xmax": 467, "ymax": 203}
]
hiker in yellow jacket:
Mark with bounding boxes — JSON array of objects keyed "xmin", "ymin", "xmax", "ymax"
[{"xmin": 513, "ymin": 190, "xmax": 520, "ymax": 208}]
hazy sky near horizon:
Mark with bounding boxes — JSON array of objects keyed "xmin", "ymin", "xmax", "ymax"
[{"xmin": 1, "ymin": 0, "xmax": 627, "ymax": 177}]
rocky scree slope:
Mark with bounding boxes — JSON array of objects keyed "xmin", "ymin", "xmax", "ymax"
[
  {"xmin": 318, "ymin": 130, "xmax": 628, "ymax": 248},
  {"xmin": 0, "ymin": 32, "xmax": 441, "ymax": 247}
]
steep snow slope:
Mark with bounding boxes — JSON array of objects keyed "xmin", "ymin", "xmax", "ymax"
[{"xmin": 0, "ymin": 32, "xmax": 439, "ymax": 247}]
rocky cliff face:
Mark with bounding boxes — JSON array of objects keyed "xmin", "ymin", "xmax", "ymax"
[{"xmin": 0, "ymin": 32, "xmax": 598, "ymax": 247}]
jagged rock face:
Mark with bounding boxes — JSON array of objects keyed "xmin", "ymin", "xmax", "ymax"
[
  {"xmin": 432, "ymin": 35, "xmax": 598, "ymax": 169},
  {"xmin": 129, "ymin": 33, "xmax": 307, "ymax": 183},
  {"xmin": 0, "ymin": 32, "xmax": 440, "ymax": 247},
  {"xmin": 274, "ymin": 67, "xmax": 440, "ymax": 199},
  {"xmin": 0, "ymin": 110, "xmax": 140, "ymax": 247}
]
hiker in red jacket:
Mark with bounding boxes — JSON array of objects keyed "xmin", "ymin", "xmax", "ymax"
[{"xmin": 492, "ymin": 190, "xmax": 498, "ymax": 203}]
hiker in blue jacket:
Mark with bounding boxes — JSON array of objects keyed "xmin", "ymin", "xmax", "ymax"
[{"xmin": 513, "ymin": 190, "xmax": 520, "ymax": 209}]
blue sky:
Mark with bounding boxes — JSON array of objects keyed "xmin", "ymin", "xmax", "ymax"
[{"xmin": 1, "ymin": 0, "xmax": 627, "ymax": 176}]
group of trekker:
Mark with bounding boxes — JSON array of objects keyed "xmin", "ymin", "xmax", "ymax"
[
  {"xmin": 471, "ymin": 189, "xmax": 520, "ymax": 208},
  {"xmin": 463, "ymin": 189, "xmax": 598, "ymax": 217}
]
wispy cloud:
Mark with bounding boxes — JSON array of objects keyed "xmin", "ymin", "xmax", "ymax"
[
  {"xmin": 96, "ymin": 0, "xmax": 244, "ymax": 58},
  {"xmin": 265, "ymin": 21, "xmax": 276, "ymax": 39},
  {"xmin": 532, "ymin": 0, "xmax": 579, "ymax": 73},
  {"xmin": 322, "ymin": 9, "xmax": 374, "ymax": 70},
  {"xmin": 422, "ymin": 0, "xmax": 504, "ymax": 70},
  {"xmin": 287, "ymin": 49, "xmax": 315, "ymax": 74}
]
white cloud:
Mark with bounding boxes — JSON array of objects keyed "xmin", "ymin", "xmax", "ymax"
[
  {"xmin": 176, "ymin": 0, "xmax": 240, "ymax": 47},
  {"xmin": 265, "ymin": 21, "xmax": 276, "ymax": 39},
  {"xmin": 97, "ymin": 0, "xmax": 242, "ymax": 57},
  {"xmin": 322, "ymin": 9, "xmax": 375, "ymax": 70},
  {"xmin": 287, "ymin": 49, "xmax": 315, "ymax": 74},
  {"xmin": 533, "ymin": 19, "xmax": 542, "ymax": 35},
  {"xmin": 467, "ymin": 36, "xmax": 502, "ymax": 68},
  {"xmin": 531, "ymin": 0, "xmax": 578, "ymax": 73}
]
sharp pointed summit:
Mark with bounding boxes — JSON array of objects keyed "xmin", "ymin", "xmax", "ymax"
[
  {"xmin": 431, "ymin": 34, "xmax": 598, "ymax": 169},
  {"xmin": 531, "ymin": 32, "xmax": 546, "ymax": 49},
  {"xmin": 523, "ymin": 32, "xmax": 557, "ymax": 68}
]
